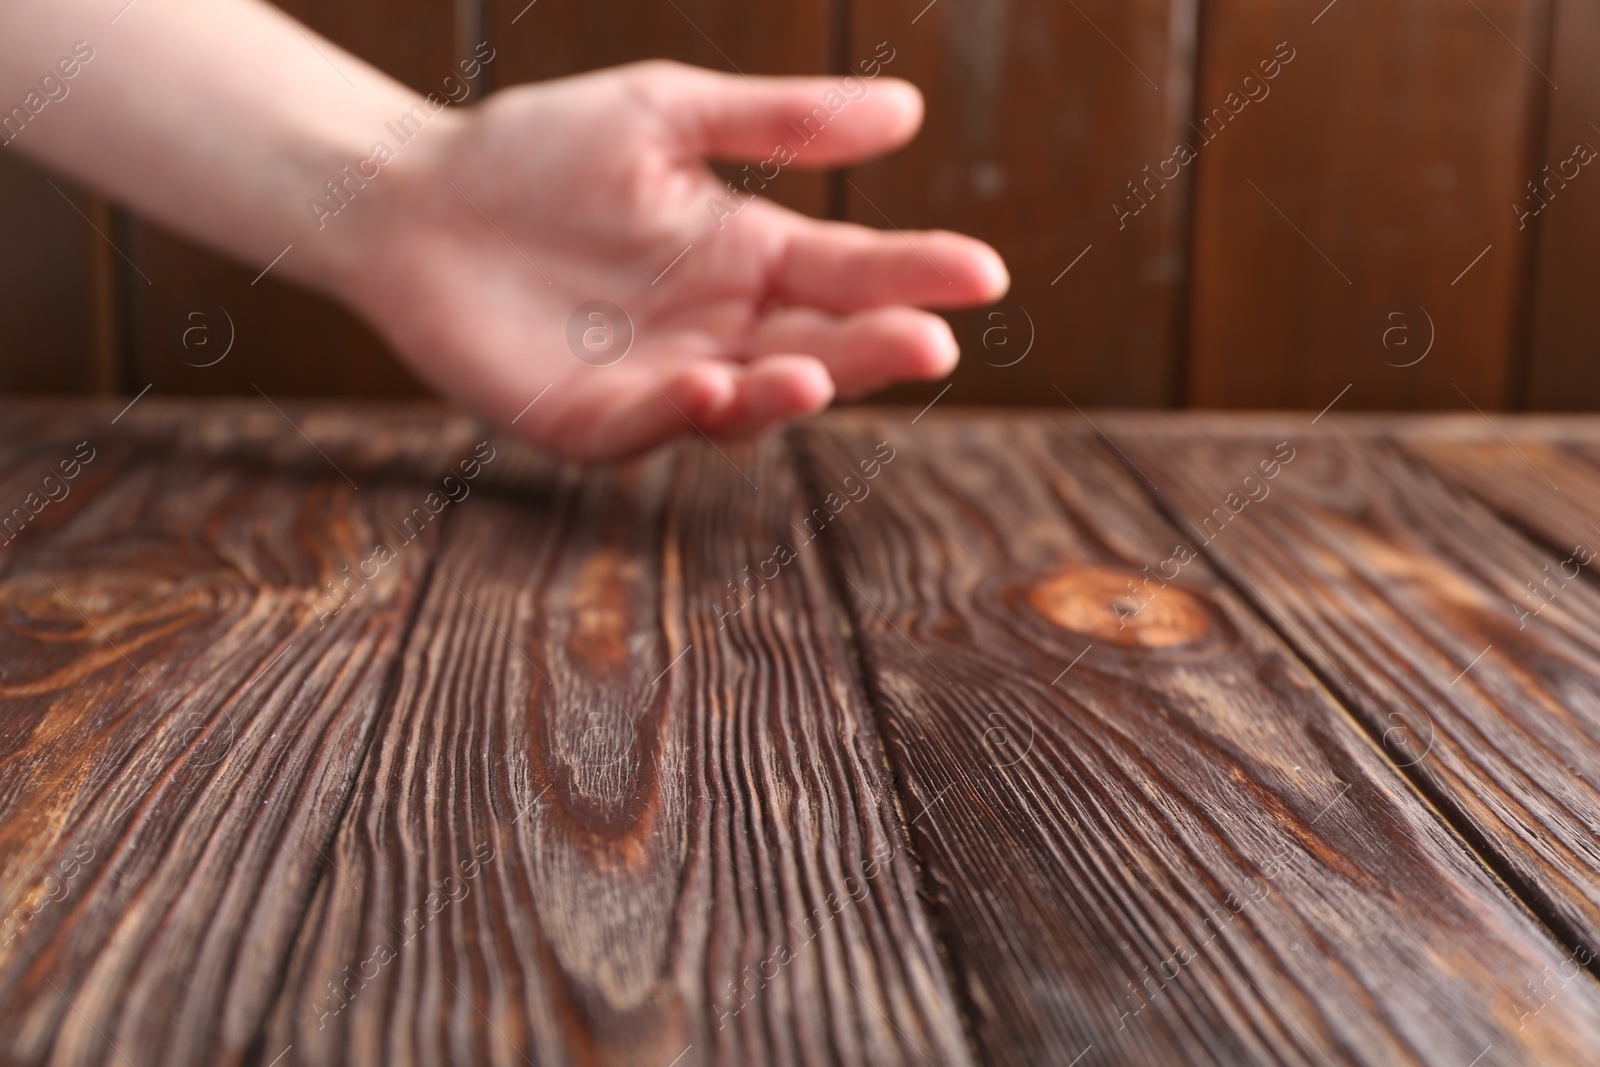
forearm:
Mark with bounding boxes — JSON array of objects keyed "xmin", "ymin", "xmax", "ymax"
[{"xmin": 0, "ymin": 0, "xmax": 449, "ymax": 292}]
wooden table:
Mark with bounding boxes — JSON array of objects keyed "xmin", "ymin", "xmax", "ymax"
[{"xmin": 7, "ymin": 402, "xmax": 1600, "ymax": 1067}]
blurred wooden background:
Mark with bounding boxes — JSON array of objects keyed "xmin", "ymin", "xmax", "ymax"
[{"xmin": 3, "ymin": 0, "xmax": 1597, "ymax": 410}]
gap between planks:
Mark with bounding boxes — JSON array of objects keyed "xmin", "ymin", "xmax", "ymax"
[{"xmin": 785, "ymin": 426, "xmax": 992, "ymax": 1061}]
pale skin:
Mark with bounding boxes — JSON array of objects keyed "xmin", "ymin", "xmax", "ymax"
[{"xmin": 1, "ymin": 0, "xmax": 1008, "ymax": 460}]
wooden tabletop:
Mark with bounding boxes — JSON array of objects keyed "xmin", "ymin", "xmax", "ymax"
[{"xmin": 6, "ymin": 402, "xmax": 1600, "ymax": 1067}]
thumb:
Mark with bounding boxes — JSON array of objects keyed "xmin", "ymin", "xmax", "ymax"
[{"xmin": 632, "ymin": 61, "xmax": 924, "ymax": 166}]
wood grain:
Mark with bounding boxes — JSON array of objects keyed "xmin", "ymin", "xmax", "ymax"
[
  {"xmin": 261, "ymin": 436, "xmax": 970, "ymax": 1066},
  {"xmin": 1397, "ymin": 419, "xmax": 1600, "ymax": 555},
  {"xmin": 20, "ymin": 404, "xmax": 1600, "ymax": 1065},
  {"xmin": 1184, "ymin": 0, "xmax": 1548, "ymax": 410},
  {"xmin": 1111, "ymin": 416, "xmax": 1600, "ymax": 958},
  {"xmin": 800, "ymin": 411, "xmax": 1600, "ymax": 1065},
  {"xmin": 0, "ymin": 402, "xmax": 476, "ymax": 1067},
  {"xmin": 845, "ymin": 0, "xmax": 1199, "ymax": 407}
]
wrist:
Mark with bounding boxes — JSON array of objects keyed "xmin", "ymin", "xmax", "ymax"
[{"xmin": 287, "ymin": 95, "xmax": 472, "ymax": 304}]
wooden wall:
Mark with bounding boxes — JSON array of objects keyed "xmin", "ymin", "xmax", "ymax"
[{"xmin": 3, "ymin": 0, "xmax": 1596, "ymax": 411}]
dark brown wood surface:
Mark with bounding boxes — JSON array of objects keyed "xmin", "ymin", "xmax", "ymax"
[
  {"xmin": 1108, "ymin": 416, "xmax": 1600, "ymax": 958},
  {"xmin": 260, "ymin": 436, "xmax": 968, "ymax": 1066},
  {"xmin": 803, "ymin": 413, "xmax": 1600, "ymax": 1064},
  {"xmin": 1184, "ymin": 0, "xmax": 1548, "ymax": 410},
  {"xmin": 0, "ymin": 163, "xmax": 112, "ymax": 394},
  {"xmin": 1397, "ymin": 417, "xmax": 1600, "ymax": 552},
  {"xmin": 1525, "ymin": 0, "xmax": 1600, "ymax": 409},
  {"xmin": 844, "ymin": 0, "xmax": 1199, "ymax": 408},
  {"xmin": 120, "ymin": 0, "xmax": 458, "ymax": 401},
  {"xmin": 0, "ymin": 402, "xmax": 476, "ymax": 1065},
  {"xmin": 12, "ymin": 404, "xmax": 1600, "ymax": 1066}
]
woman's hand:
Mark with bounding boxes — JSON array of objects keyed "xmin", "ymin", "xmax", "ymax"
[{"xmin": 335, "ymin": 61, "xmax": 1009, "ymax": 460}]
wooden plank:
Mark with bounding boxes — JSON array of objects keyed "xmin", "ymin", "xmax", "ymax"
[
  {"xmin": 261, "ymin": 437, "xmax": 971, "ymax": 1065},
  {"xmin": 0, "ymin": 162, "xmax": 105, "ymax": 394},
  {"xmin": 0, "ymin": 402, "xmax": 477, "ymax": 1066},
  {"xmin": 124, "ymin": 0, "xmax": 458, "ymax": 399},
  {"xmin": 1111, "ymin": 415, "xmax": 1600, "ymax": 965},
  {"xmin": 123, "ymin": 232, "xmax": 428, "ymax": 398},
  {"xmin": 845, "ymin": 0, "xmax": 1198, "ymax": 406},
  {"xmin": 490, "ymin": 0, "xmax": 833, "ymax": 218},
  {"xmin": 1525, "ymin": 0, "xmax": 1600, "ymax": 409},
  {"xmin": 1185, "ymin": 0, "xmax": 1548, "ymax": 409},
  {"xmin": 0, "ymin": 404, "xmax": 126, "ymax": 541},
  {"xmin": 799, "ymin": 411, "xmax": 1600, "ymax": 1065},
  {"xmin": 1399, "ymin": 423, "xmax": 1600, "ymax": 553}
]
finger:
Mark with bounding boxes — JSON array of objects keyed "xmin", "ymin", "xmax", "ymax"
[
  {"xmin": 548, "ymin": 361, "xmax": 737, "ymax": 462},
  {"xmin": 749, "ymin": 306, "xmax": 958, "ymax": 399},
  {"xmin": 698, "ymin": 355, "xmax": 835, "ymax": 439},
  {"xmin": 546, "ymin": 355, "xmax": 832, "ymax": 460},
  {"xmin": 630, "ymin": 61, "xmax": 925, "ymax": 167},
  {"xmin": 771, "ymin": 211, "xmax": 1009, "ymax": 311}
]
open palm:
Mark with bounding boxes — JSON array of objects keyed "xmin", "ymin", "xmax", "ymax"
[{"xmin": 339, "ymin": 61, "xmax": 1009, "ymax": 461}]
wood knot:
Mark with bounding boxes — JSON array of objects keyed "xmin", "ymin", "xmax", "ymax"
[{"xmin": 1025, "ymin": 564, "xmax": 1209, "ymax": 648}]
